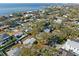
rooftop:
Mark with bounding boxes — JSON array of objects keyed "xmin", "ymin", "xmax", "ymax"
[
  {"xmin": 65, "ymin": 40, "xmax": 79, "ymax": 49},
  {"xmin": 23, "ymin": 38, "xmax": 36, "ymax": 45},
  {"xmin": 0, "ymin": 33, "xmax": 10, "ymax": 41},
  {"xmin": 7, "ymin": 48, "xmax": 21, "ymax": 56}
]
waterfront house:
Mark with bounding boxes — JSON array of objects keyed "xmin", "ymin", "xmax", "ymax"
[
  {"xmin": 62, "ymin": 39, "xmax": 79, "ymax": 56},
  {"xmin": 9, "ymin": 14, "xmax": 13, "ymax": 18}
]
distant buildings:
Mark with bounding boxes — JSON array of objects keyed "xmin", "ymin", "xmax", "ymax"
[
  {"xmin": 24, "ymin": 14, "xmax": 33, "ymax": 17},
  {"xmin": 0, "ymin": 25, "xmax": 9, "ymax": 31},
  {"xmin": 9, "ymin": 14, "xmax": 13, "ymax": 18},
  {"xmin": 0, "ymin": 4, "xmax": 79, "ymax": 56},
  {"xmin": 62, "ymin": 39, "xmax": 79, "ymax": 56}
]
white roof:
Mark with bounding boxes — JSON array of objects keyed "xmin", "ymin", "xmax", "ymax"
[
  {"xmin": 66, "ymin": 40, "xmax": 79, "ymax": 49},
  {"xmin": 14, "ymin": 32, "xmax": 23, "ymax": 37},
  {"xmin": 7, "ymin": 48, "xmax": 20, "ymax": 56},
  {"xmin": 44, "ymin": 28, "xmax": 50, "ymax": 33},
  {"xmin": 25, "ymin": 29, "xmax": 28, "ymax": 32},
  {"xmin": 23, "ymin": 38, "xmax": 36, "ymax": 45},
  {"xmin": 9, "ymin": 14, "xmax": 13, "ymax": 16},
  {"xmin": 54, "ymin": 19, "xmax": 62, "ymax": 24}
]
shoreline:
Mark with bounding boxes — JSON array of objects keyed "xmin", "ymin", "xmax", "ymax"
[
  {"xmin": 0, "ymin": 3, "xmax": 64, "ymax": 17},
  {"xmin": 0, "ymin": 7, "xmax": 46, "ymax": 17}
]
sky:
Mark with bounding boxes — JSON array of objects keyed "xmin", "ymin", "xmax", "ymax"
[{"xmin": 0, "ymin": 0, "xmax": 78, "ymax": 3}]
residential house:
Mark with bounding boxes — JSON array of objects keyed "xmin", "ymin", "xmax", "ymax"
[
  {"xmin": 62, "ymin": 39, "xmax": 79, "ymax": 56},
  {"xmin": 13, "ymin": 32, "xmax": 23, "ymax": 38},
  {"xmin": 72, "ymin": 20, "xmax": 79, "ymax": 25},
  {"xmin": 54, "ymin": 19, "xmax": 62, "ymax": 24},
  {"xmin": 0, "ymin": 33, "xmax": 10, "ymax": 46},
  {"xmin": 23, "ymin": 38, "xmax": 36, "ymax": 45},
  {"xmin": 24, "ymin": 14, "xmax": 33, "ymax": 17},
  {"xmin": 44, "ymin": 28, "xmax": 51, "ymax": 33},
  {"xmin": 12, "ymin": 29, "xmax": 23, "ymax": 40},
  {"xmin": 75, "ymin": 20, "xmax": 79, "ymax": 25},
  {"xmin": 0, "ymin": 25, "xmax": 9, "ymax": 31},
  {"xmin": 7, "ymin": 48, "xmax": 21, "ymax": 56},
  {"xmin": 12, "ymin": 29, "xmax": 27, "ymax": 44},
  {"xmin": 9, "ymin": 14, "xmax": 13, "ymax": 18},
  {"xmin": 53, "ymin": 17, "xmax": 63, "ymax": 24}
]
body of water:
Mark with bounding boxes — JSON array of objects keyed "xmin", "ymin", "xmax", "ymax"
[{"xmin": 0, "ymin": 3, "xmax": 63, "ymax": 16}]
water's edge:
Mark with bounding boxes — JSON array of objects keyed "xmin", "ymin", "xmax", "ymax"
[{"xmin": 0, "ymin": 3, "xmax": 63, "ymax": 16}]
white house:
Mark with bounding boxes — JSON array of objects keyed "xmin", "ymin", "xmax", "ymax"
[
  {"xmin": 54, "ymin": 19, "xmax": 62, "ymax": 24},
  {"xmin": 44, "ymin": 28, "xmax": 51, "ymax": 33},
  {"xmin": 62, "ymin": 39, "xmax": 79, "ymax": 55},
  {"xmin": 9, "ymin": 14, "xmax": 13, "ymax": 17},
  {"xmin": 23, "ymin": 38, "xmax": 36, "ymax": 45},
  {"xmin": 24, "ymin": 14, "xmax": 33, "ymax": 17},
  {"xmin": 7, "ymin": 48, "xmax": 21, "ymax": 56}
]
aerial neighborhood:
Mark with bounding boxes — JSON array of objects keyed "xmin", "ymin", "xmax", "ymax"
[{"xmin": 0, "ymin": 4, "xmax": 79, "ymax": 56}]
